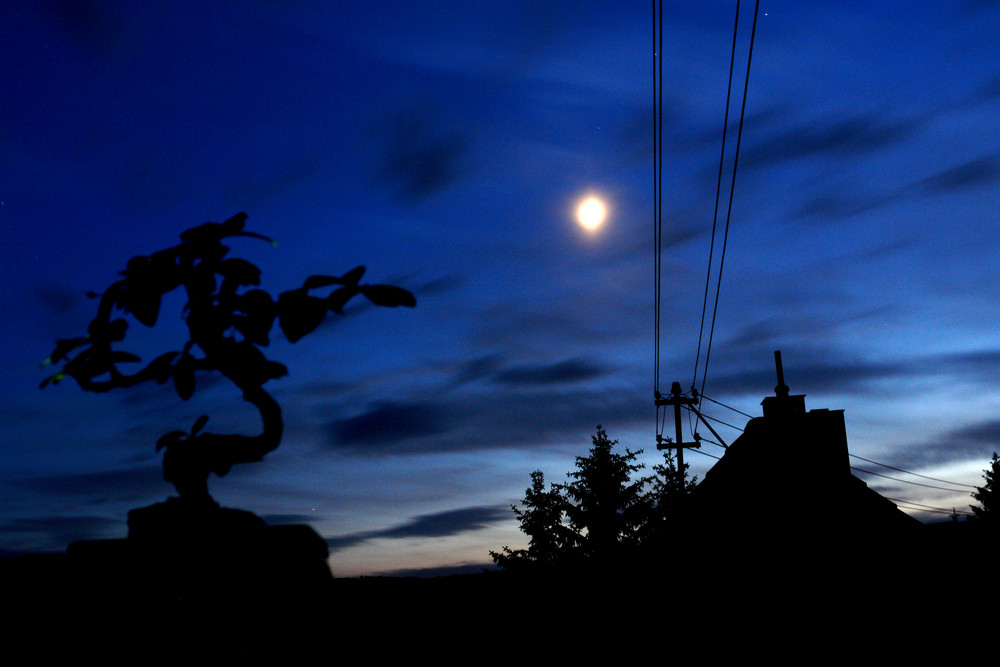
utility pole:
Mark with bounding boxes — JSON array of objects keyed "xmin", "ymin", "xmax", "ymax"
[{"xmin": 655, "ymin": 381, "xmax": 700, "ymax": 469}]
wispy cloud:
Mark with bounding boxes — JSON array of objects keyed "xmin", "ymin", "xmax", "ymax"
[
  {"xmin": 710, "ymin": 357, "xmax": 910, "ymax": 397},
  {"xmin": 970, "ymin": 71, "xmax": 1000, "ymax": 104},
  {"xmin": 16, "ymin": 465, "xmax": 165, "ymax": 503},
  {"xmin": 788, "ymin": 190, "xmax": 900, "ymax": 223},
  {"xmin": 741, "ymin": 114, "xmax": 917, "ymax": 169},
  {"xmin": 328, "ymin": 400, "xmax": 454, "ymax": 449},
  {"xmin": 31, "ymin": 281, "xmax": 84, "ymax": 317},
  {"xmin": 881, "ymin": 417, "xmax": 1000, "ymax": 470},
  {"xmin": 450, "ymin": 354, "xmax": 505, "ymax": 388},
  {"xmin": 259, "ymin": 513, "xmax": 322, "ymax": 526},
  {"xmin": 706, "ymin": 346, "xmax": 1000, "ymax": 400},
  {"xmin": 325, "ymin": 504, "xmax": 508, "ymax": 552},
  {"xmin": 950, "ymin": 419, "xmax": 1000, "ymax": 449},
  {"xmin": 1, "ymin": 516, "xmax": 122, "ymax": 555},
  {"xmin": 324, "ymin": 382, "xmax": 646, "ymax": 457},
  {"xmin": 374, "ymin": 108, "xmax": 470, "ymax": 201},
  {"xmin": 917, "ymin": 155, "xmax": 1000, "ymax": 195},
  {"xmin": 47, "ymin": 0, "xmax": 122, "ymax": 55},
  {"xmin": 494, "ymin": 357, "xmax": 610, "ymax": 386}
]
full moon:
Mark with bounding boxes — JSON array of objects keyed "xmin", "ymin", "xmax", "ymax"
[{"xmin": 576, "ymin": 196, "xmax": 607, "ymax": 231}]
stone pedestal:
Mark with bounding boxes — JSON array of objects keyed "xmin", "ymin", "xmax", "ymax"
[{"xmin": 65, "ymin": 497, "xmax": 333, "ymax": 616}]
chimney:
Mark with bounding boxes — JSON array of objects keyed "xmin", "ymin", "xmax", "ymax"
[{"xmin": 761, "ymin": 350, "xmax": 806, "ymax": 417}]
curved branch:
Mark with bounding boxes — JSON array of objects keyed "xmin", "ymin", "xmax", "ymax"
[
  {"xmin": 205, "ymin": 385, "xmax": 283, "ymax": 465},
  {"xmin": 161, "ymin": 386, "xmax": 283, "ymax": 500},
  {"xmin": 43, "ymin": 215, "xmax": 414, "ymax": 502}
]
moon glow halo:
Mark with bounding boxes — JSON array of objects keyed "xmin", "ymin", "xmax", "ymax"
[{"xmin": 576, "ymin": 196, "xmax": 607, "ymax": 231}]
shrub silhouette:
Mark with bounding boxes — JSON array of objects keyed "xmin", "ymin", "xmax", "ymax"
[{"xmin": 41, "ymin": 212, "xmax": 415, "ymax": 502}]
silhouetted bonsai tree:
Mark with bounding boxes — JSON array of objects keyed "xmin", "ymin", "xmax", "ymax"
[
  {"xmin": 41, "ymin": 212, "xmax": 415, "ymax": 504},
  {"xmin": 490, "ymin": 470, "xmax": 575, "ymax": 571},
  {"xmin": 970, "ymin": 452, "xmax": 999, "ymax": 523}
]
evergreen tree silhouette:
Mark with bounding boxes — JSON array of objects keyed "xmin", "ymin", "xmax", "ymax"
[
  {"xmin": 639, "ymin": 449, "xmax": 696, "ymax": 549},
  {"xmin": 971, "ymin": 452, "xmax": 999, "ymax": 523},
  {"xmin": 491, "ymin": 425, "xmax": 703, "ymax": 573},
  {"xmin": 490, "ymin": 470, "xmax": 574, "ymax": 570},
  {"xmin": 558, "ymin": 425, "xmax": 651, "ymax": 567}
]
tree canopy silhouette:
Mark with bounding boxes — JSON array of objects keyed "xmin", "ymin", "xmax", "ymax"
[
  {"xmin": 489, "ymin": 470, "xmax": 574, "ymax": 571},
  {"xmin": 491, "ymin": 425, "xmax": 696, "ymax": 572},
  {"xmin": 559, "ymin": 425, "xmax": 651, "ymax": 565},
  {"xmin": 41, "ymin": 212, "xmax": 415, "ymax": 502},
  {"xmin": 639, "ymin": 449, "xmax": 697, "ymax": 549},
  {"xmin": 970, "ymin": 452, "xmax": 999, "ymax": 523}
]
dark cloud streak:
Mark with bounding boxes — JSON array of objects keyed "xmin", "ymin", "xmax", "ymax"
[
  {"xmin": 325, "ymin": 505, "xmax": 508, "ymax": 552},
  {"xmin": 374, "ymin": 109, "xmax": 470, "ymax": 201},
  {"xmin": 329, "ymin": 401, "xmax": 453, "ymax": 448},
  {"xmin": 16, "ymin": 465, "xmax": 165, "ymax": 502},
  {"xmin": 741, "ymin": 114, "xmax": 917, "ymax": 169},
  {"xmin": 918, "ymin": 155, "xmax": 1000, "ymax": 194},
  {"xmin": 324, "ymin": 385, "xmax": 647, "ymax": 457},
  {"xmin": 0, "ymin": 516, "xmax": 122, "ymax": 555},
  {"xmin": 880, "ymin": 418, "xmax": 1000, "ymax": 470},
  {"xmin": 708, "ymin": 346, "xmax": 1000, "ymax": 399},
  {"xmin": 494, "ymin": 357, "xmax": 610, "ymax": 386}
]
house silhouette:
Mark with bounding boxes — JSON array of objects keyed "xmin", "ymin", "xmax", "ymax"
[{"xmin": 681, "ymin": 353, "xmax": 920, "ymax": 583}]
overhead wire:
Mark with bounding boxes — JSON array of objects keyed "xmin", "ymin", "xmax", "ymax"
[
  {"xmin": 653, "ymin": 0, "xmax": 665, "ymax": 442},
  {"xmin": 890, "ymin": 498, "xmax": 974, "ymax": 516},
  {"xmin": 699, "ymin": 392, "xmax": 755, "ymax": 419},
  {"xmin": 651, "ymin": 4, "xmax": 979, "ymax": 517},
  {"xmin": 690, "ymin": 449, "xmax": 722, "ymax": 461},
  {"xmin": 849, "ymin": 454, "xmax": 976, "ymax": 489},
  {"xmin": 649, "ymin": 4, "xmax": 981, "ymax": 522},
  {"xmin": 653, "ymin": 0, "xmax": 661, "ymax": 401},
  {"xmin": 656, "ymin": 2, "xmax": 762, "ymax": 448},
  {"xmin": 849, "ymin": 467, "xmax": 974, "ymax": 494},
  {"xmin": 698, "ymin": 0, "xmax": 761, "ymax": 406},
  {"xmin": 694, "ymin": 436, "xmax": 727, "ymax": 450},
  {"xmin": 692, "ymin": 0, "xmax": 741, "ymax": 395},
  {"xmin": 687, "ymin": 407, "xmax": 745, "ymax": 434}
]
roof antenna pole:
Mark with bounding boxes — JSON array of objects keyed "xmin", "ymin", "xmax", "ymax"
[{"xmin": 774, "ymin": 350, "xmax": 789, "ymax": 398}]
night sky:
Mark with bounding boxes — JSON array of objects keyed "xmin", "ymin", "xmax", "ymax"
[{"xmin": 3, "ymin": 1, "xmax": 999, "ymax": 576}]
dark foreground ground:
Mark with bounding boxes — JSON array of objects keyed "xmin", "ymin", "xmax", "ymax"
[{"xmin": 4, "ymin": 525, "xmax": 993, "ymax": 661}]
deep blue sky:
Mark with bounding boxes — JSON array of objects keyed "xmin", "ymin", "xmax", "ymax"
[{"xmin": 2, "ymin": 1, "xmax": 999, "ymax": 575}]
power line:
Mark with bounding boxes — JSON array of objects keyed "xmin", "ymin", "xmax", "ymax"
[
  {"xmin": 653, "ymin": 0, "xmax": 662, "ymax": 400},
  {"xmin": 890, "ymin": 498, "xmax": 974, "ymax": 516},
  {"xmin": 692, "ymin": 0, "xmax": 741, "ymax": 394},
  {"xmin": 849, "ymin": 454, "xmax": 976, "ymax": 489},
  {"xmin": 699, "ymin": 393, "xmax": 755, "ymax": 419},
  {"xmin": 690, "ymin": 448, "xmax": 722, "ymax": 461},
  {"xmin": 699, "ymin": 0, "xmax": 761, "ymax": 404},
  {"xmin": 694, "ymin": 436, "xmax": 727, "ymax": 450},
  {"xmin": 850, "ymin": 466, "xmax": 974, "ymax": 494},
  {"xmin": 688, "ymin": 408, "xmax": 745, "ymax": 433}
]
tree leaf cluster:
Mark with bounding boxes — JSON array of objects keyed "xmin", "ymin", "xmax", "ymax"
[
  {"xmin": 40, "ymin": 212, "xmax": 415, "ymax": 397},
  {"xmin": 40, "ymin": 212, "xmax": 415, "ymax": 499},
  {"xmin": 491, "ymin": 425, "xmax": 696, "ymax": 572}
]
